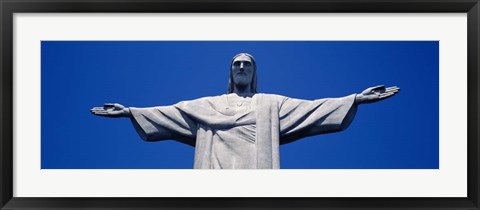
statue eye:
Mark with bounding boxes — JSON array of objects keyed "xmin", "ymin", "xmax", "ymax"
[
  {"xmin": 245, "ymin": 62, "xmax": 252, "ymax": 66},
  {"xmin": 233, "ymin": 61, "xmax": 241, "ymax": 66}
]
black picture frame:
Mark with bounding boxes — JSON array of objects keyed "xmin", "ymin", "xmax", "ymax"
[{"xmin": 1, "ymin": 0, "xmax": 479, "ymax": 209}]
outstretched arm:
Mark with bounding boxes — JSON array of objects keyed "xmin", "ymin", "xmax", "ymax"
[
  {"xmin": 355, "ymin": 85, "xmax": 400, "ymax": 105},
  {"xmin": 90, "ymin": 103, "xmax": 197, "ymax": 146},
  {"xmin": 279, "ymin": 94, "xmax": 358, "ymax": 144},
  {"xmin": 278, "ymin": 85, "xmax": 399, "ymax": 144}
]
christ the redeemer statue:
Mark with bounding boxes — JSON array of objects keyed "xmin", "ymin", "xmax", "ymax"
[{"xmin": 91, "ymin": 53, "xmax": 400, "ymax": 169}]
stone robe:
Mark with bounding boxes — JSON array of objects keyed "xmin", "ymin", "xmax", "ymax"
[{"xmin": 129, "ymin": 93, "xmax": 357, "ymax": 169}]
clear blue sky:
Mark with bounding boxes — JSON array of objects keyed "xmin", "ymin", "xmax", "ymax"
[{"xmin": 41, "ymin": 41, "xmax": 438, "ymax": 169}]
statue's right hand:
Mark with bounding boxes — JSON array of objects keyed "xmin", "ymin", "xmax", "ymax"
[{"xmin": 90, "ymin": 103, "xmax": 131, "ymax": 118}]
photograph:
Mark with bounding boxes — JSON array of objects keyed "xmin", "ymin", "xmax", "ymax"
[{"xmin": 42, "ymin": 41, "xmax": 437, "ymax": 169}]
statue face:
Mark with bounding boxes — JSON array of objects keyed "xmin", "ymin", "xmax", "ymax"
[{"xmin": 231, "ymin": 55, "xmax": 254, "ymax": 87}]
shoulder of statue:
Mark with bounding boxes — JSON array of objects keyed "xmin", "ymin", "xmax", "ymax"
[
  {"xmin": 174, "ymin": 95, "xmax": 217, "ymax": 106},
  {"xmin": 255, "ymin": 93, "xmax": 288, "ymax": 103},
  {"xmin": 259, "ymin": 93, "xmax": 286, "ymax": 99}
]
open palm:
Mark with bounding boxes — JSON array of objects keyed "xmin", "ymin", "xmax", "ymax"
[
  {"xmin": 356, "ymin": 85, "xmax": 400, "ymax": 104},
  {"xmin": 90, "ymin": 103, "xmax": 129, "ymax": 118}
]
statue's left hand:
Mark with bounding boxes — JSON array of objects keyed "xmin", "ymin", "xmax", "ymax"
[{"xmin": 355, "ymin": 85, "xmax": 400, "ymax": 104}]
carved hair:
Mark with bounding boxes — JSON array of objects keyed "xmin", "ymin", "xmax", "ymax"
[{"xmin": 228, "ymin": 53, "xmax": 258, "ymax": 94}]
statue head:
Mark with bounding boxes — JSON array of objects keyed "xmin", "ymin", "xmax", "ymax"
[{"xmin": 228, "ymin": 53, "xmax": 257, "ymax": 94}]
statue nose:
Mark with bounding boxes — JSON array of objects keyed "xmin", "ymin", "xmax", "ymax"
[{"xmin": 241, "ymin": 62, "xmax": 250, "ymax": 69}]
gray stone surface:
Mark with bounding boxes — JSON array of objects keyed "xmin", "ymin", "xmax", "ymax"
[{"xmin": 91, "ymin": 53, "xmax": 400, "ymax": 169}]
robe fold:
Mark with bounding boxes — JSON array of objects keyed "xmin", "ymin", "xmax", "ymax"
[{"xmin": 129, "ymin": 93, "xmax": 358, "ymax": 169}]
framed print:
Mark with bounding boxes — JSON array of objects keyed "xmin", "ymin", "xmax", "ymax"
[{"xmin": 1, "ymin": 0, "xmax": 479, "ymax": 209}]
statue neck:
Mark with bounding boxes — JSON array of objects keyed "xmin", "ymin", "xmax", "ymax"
[{"xmin": 233, "ymin": 84, "xmax": 253, "ymax": 97}]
